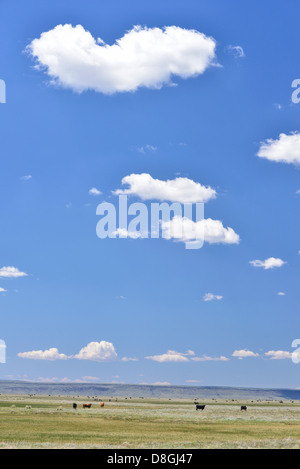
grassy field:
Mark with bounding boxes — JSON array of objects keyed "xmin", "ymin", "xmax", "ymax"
[{"xmin": 0, "ymin": 394, "xmax": 300, "ymax": 449}]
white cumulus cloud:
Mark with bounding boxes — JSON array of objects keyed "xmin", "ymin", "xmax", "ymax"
[
  {"xmin": 28, "ymin": 24, "xmax": 217, "ymax": 94},
  {"xmin": 250, "ymin": 257, "xmax": 286, "ymax": 270},
  {"xmin": 0, "ymin": 267, "xmax": 28, "ymax": 278},
  {"xmin": 257, "ymin": 132, "xmax": 300, "ymax": 165},
  {"xmin": 145, "ymin": 350, "xmax": 228, "ymax": 363},
  {"xmin": 18, "ymin": 348, "xmax": 68, "ymax": 361},
  {"xmin": 74, "ymin": 340, "xmax": 117, "ymax": 362},
  {"xmin": 162, "ymin": 216, "xmax": 240, "ymax": 245},
  {"xmin": 265, "ymin": 350, "xmax": 292, "ymax": 360},
  {"xmin": 114, "ymin": 173, "xmax": 216, "ymax": 203},
  {"xmin": 232, "ymin": 350, "xmax": 259, "ymax": 359},
  {"xmin": 145, "ymin": 350, "xmax": 194, "ymax": 363}
]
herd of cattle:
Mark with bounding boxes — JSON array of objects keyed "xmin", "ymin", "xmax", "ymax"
[{"xmin": 72, "ymin": 401, "xmax": 248, "ymax": 411}]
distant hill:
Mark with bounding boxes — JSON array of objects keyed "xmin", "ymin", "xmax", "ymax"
[{"xmin": 0, "ymin": 380, "xmax": 299, "ymax": 400}]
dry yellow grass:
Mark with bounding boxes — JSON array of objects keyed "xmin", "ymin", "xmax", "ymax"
[{"xmin": 0, "ymin": 395, "xmax": 299, "ymax": 448}]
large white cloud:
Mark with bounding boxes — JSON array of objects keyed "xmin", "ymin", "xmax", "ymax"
[
  {"xmin": 162, "ymin": 216, "xmax": 240, "ymax": 245},
  {"xmin": 18, "ymin": 348, "xmax": 68, "ymax": 361},
  {"xmin": 18, "ymin": 341, "xmax": 117, "ymax": 362},
  {"xmin": 28, "ymin": 24, "xmax": 217, "ymax": 94},
  {"xmin": 0, "ymin": 266, "xmax": 27, "ymax": 278},
  {"xmin": 249, "ymin": 257, "xmax": 286, "ymax": 270},
  {"xmin": 114, "ymin": 173, "xmax": 216, "ymax": 203},
  {"xmin": 74, "ymin": 341, "xmax": 117, "ymax": 362},
  {"xmin": 257, "ymin": 132, "xmax": 300, "ymax": 165}
]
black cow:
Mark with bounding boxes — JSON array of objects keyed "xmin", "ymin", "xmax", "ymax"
[
  {"xmin": 241, "ymin": 406, "xmax": 247, "ymax": 411},
  {"xmin": 196, "ymin": 405, "xmax": 206, "ymax": 411},
  {"xmin": 73, "ymin": 403, "xmax": 77, "ymax": 410}
]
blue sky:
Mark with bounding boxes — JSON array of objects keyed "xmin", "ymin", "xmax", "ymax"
[{"xmin": 0, "ymin": 0, "xmax": 300, "ymax": 388}]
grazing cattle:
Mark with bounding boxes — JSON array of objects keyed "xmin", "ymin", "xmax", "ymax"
[
  {"xmin": 194, "ymin": 401, "xmax": 199, "ymax": 405},
  {"xmin": 241, "ymin": 406, "xmax": 247, "ymax": 411},
  {"xmin": 100, "ymin": 402, "xmax": 104, "ymax": 407},
  {"xmin": 83, "ymin": 404, "xmax": 92, "ymax": 409},
  {"xmin": 196, "ymin": 405, "xmax": 205, "ymax": 411},
  {"xmin": 73, "ymin": 403, "xmax": 77, "ymax": 410}
]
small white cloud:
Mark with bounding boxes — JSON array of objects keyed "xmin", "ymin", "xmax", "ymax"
[
  {"xmin": 145, "ymin": 350, "xmax": 227, "ymax": 363},
  {"xmin": 232, "ymin": 350, "xmax": 259, "ymax": 359},
  {"xmin": 121, "ymin": 357, "xmax": 138, "ymax": 362},
  {"xmin": 82, "ymin": 376, "xmax": 100, "ymax": 382},
  {"xmin": 191, "ymin": 355, "xmax": 229, "ymax": 362},
  {"xmin": 278, "ymin": 292, "xmax": 286, "ymax": 296},
  {"xmin": 36, "ymin": 376, "xmax": 97, "ymax": 383},
  {"xmin": 20, "ymin": 175, "xmax": 32, "ymax": 181},
  {"xmin": 145, "ymin": 350, "xmax": 194, "ymax": 363},
  {"xmin": 114, "ymin": 173, "xmax": 216, "ymax": 203},
  {"xmin": 138, "ymin": 145, "xmax": 157, "ymax": 154},
  {"xmin": 0, "ymin": 287, "xmax": 7, "ymax": 293},
  {"xmin": 203, "ymin": 293, "xmax": 223, "ymax": 302},
  {"xmin": 250, "ymin": 257, "xmax": 286, "ymax": 270},
  {"xmin": 227, "ymin": 45, "xmax": 245, "ymax": 58},
  {"xmin": 28, "ymin": 24, "xmax": 217, "ymax": 94},
  {"xmin": 36, "ymin": 377, "xmax": 62, "ymax": 383},
  {"xmin": 139, "ymin": 381, "xmax": 171, "ymax": 386},
  {"xmin": 18, "ymin": 348, "xmax": 68, "ymax": 361},
  {"xmin": 89, "ymin": 187, "xmax": 102, "ymax": 196},
  {"xmin": 74, "ymin": 340, "xmax": 117, "ymax": 362},
  {"xmin": 0, "ymin": 267, "xmax": 28, "ymax": 278},
  {"xmin": 113, "ymin": 228, "xmax": 146, "ymax": 239},
  {"xmin": 152, "ymin": 381, "xmax": 171, "ymax": 386},
  {"xmin": 265, "ymin": 350, "xmax": 292, "ymax": 360},
  {"xmin": 257, "ymin": 132, "xmax": 300, "ymax": 166}
]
